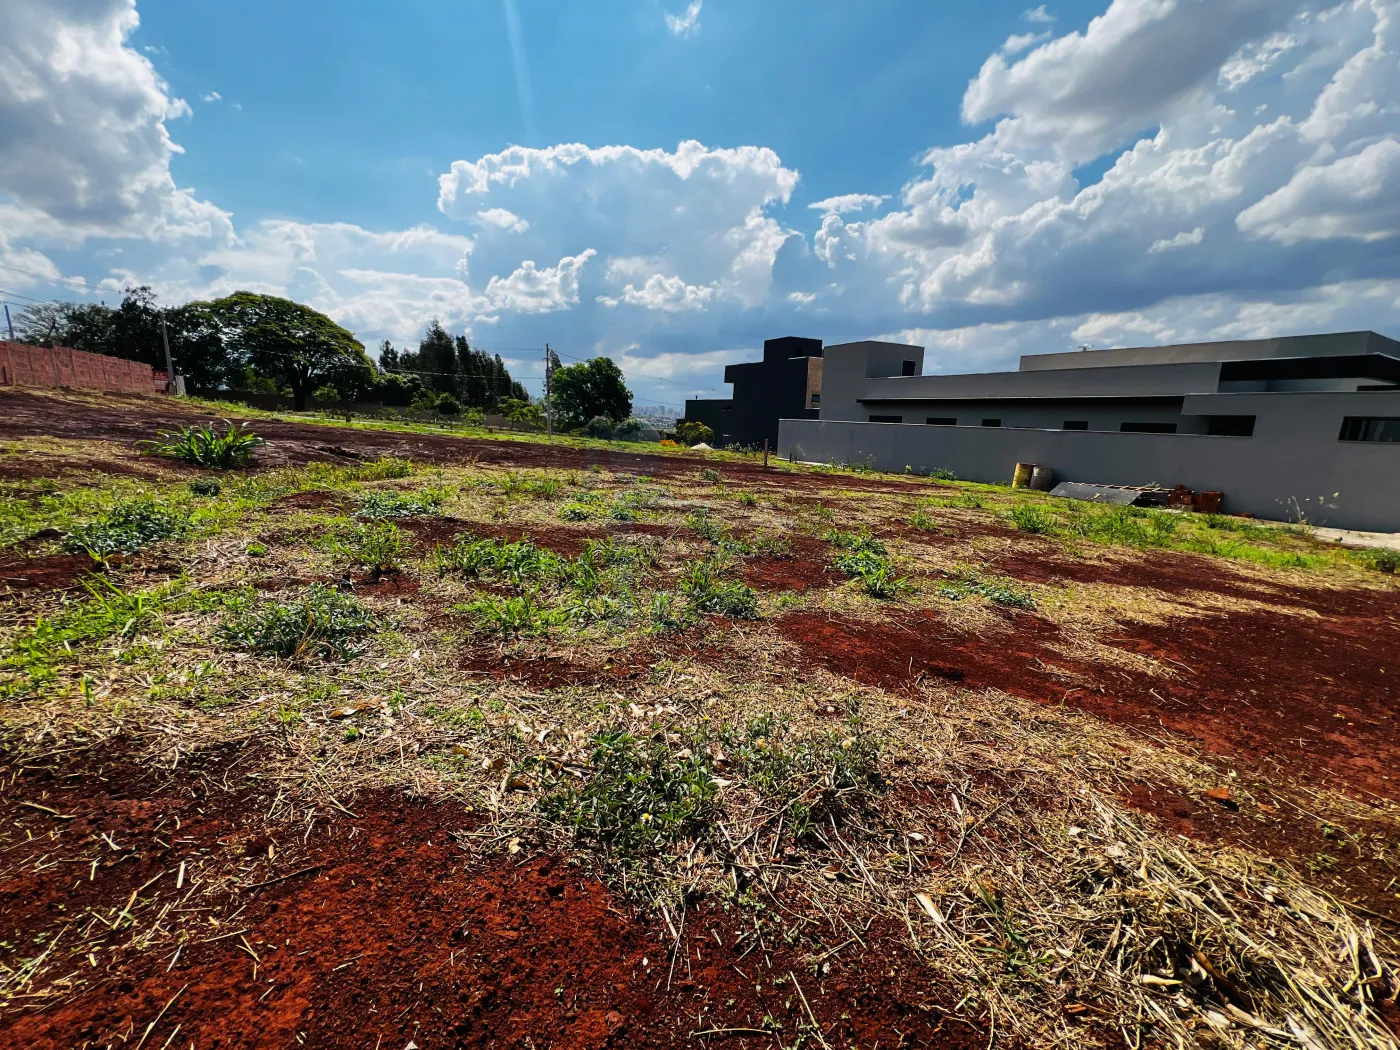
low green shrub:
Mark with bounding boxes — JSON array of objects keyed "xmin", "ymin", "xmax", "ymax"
[
  {"xmin": 218, "ymin": 585, "xmax": 377, "ymax": 659},
  {"xmin": 559, "ymin": 502, "xmax": 593, "ymax": 521},
  {"xmin": 461, "ymin": 592, "xmax": 564, "ymax": 636},
  {"xmin": 908, "ymin": 509, "xmax": 939, "ymax": 532},
  {"xmin": 188, "ymin": 479, "xmax": 222, "ymax": 497}
]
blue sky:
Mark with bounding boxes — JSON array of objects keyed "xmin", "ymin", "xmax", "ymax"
[{"xmin": 3, "ymin": 1, "xmax": 1399, "ymax": 408}]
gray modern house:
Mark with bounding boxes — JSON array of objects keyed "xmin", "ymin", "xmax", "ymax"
[{"xmin": 777, "ymin": 332, "xmax": 1400, "ymax": 533}]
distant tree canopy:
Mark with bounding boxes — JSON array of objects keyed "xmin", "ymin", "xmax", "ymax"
[
  {"xmin": 384, "ymin": 321, "xmax": 529, "ymax": 411},
  {"xmin": 14, "ymin": 292, "xmax": 535, "ymax": 415},
  {"xmin": 550, "ymin": 356, "xmax": 633, "ymax": 430}
]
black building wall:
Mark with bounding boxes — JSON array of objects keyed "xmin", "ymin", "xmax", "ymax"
[{"xmin": 684, "ymin": 336, "xmax": 822, "ymax": 449}]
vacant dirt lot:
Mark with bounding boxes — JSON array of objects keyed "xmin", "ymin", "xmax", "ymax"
[{"xmin": 2, "ymin": 390, "xmax": 1397, "ymax": 1050}]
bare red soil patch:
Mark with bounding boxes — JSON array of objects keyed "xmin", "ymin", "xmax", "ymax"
[
  {"xmin": 0, "ymin": 743, "xmax": 984, "ymax": 1050},
  {"xmin": 774, "ymin": 598, "xmax": 1400, "ymax": 804},
  {"xmin": 0, "ymin": 551, "xmax": 100, "ymax": 595},
  {"xmin": 741, "ymin": 537, "xmax": 833, "ymax": 593},
  {"xmin": 395, "ymin": 516, "xmax": 611, "ymax": 557}
]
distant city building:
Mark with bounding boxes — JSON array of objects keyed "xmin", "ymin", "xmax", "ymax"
[
  {"xmin": 777, "ymin": 331, "xmax": 1400, "ymax": 532},
  {"xmin": 684, "ymin": 336, "xmax": 823, "ymax": 449}
]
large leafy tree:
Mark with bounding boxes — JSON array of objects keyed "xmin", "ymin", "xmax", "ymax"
[
  {"xmin": 550, "ymin": 356, "xmax": 632, "ymax": 429},
  {"xmin": 210, "ymin": 292, "xmax": 373, "ymax": 411}
]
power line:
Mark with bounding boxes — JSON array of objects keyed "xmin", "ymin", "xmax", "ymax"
[{"xmin": 0, "ymin": 263, "xmax": 102, "ymax": 294}]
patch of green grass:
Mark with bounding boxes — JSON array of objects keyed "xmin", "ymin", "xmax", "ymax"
[
  {"xmin": 647, "ymin": 591, "xmax": 690, "ymax": 634},
  {"xmin": 1007, "ymin": 503, "xmax": 1055, "ymax": 535},
  {"xmin": 142, "ymin": 420, "xmax": 264, "ymax": 469},
  {"xmin": 699, "ymin": 468, "xmax": 722, "ymax": 483},
  {"xmin": 354, "ymin": 488, "xmax": 448, "ymax": 518},
  {"xmin": 827, "ymin": 530, "xmax": 908, "ymax": 598},
  {"xmin": 217, "ymin": 584, "xmax": 378, "ymax": 659},
  {"xmin": 433, "ymin": 536, "xmax": 562, "ymax": 592},
  {"xmin": 188, "ymin": 479, "xmax": 222, "ymax": 497},
  {"xmin": 62, "ymin": 498, "xmax": 189, "ymax": 559},
  {"xmin": 687, "ymin": 508, "xmax": 728, "ymax": 544},
  {"xmin": 826, "ymin": 529, "xmax": 887, "ymax": 556},
  {"xmin": 737, "ymin": 490, "xmax": 758, "ymax": 507},
  {"xmin": 908, "ymin": 509, "xmax": 939, "ymax": 532},
  {"xmin": 2, "ymin": 578, "xmax": 185, "ymax": 697},
  {"xmin": 559, "ymin": 502, "xmax": 593, "ymax": 521}
]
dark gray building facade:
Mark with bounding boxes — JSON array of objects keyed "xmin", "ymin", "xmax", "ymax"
[
  {"xmin": 777, "ymin": 332, "xmax": 1400, "ymax": 532},
  {"xmin": 684, "ymin": 336, "xmax": 823, "ymax": 449}
]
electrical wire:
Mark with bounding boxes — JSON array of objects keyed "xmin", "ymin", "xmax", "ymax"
[{"xmin": 0, "ymin": 263, "xmax": 102, "ymax": 294}]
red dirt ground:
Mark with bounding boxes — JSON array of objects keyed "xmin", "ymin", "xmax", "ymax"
[
  {"xmin": 0, "ymin": 743, "xmax": 985, "ymax": 1050},
  {"xmin": 740, "ymin": 537, "xmax": 834, "ymax": 593},
  {"xmin": 773, "ymin": 601, "xmax": 1400, "ymax": 806},
  {"xmin": 0, "ymin": 551, "xmax": 102, "ymax": 596},
  {"xmin": 0, "ymin": 391, "xmax": 945, "ymax": 498}
]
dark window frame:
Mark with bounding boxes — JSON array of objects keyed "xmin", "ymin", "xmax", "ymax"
[
  {"xmin": 869, "ymin": 414, "xmax": 904, "ymax": 424},
  {"xmin": 1339, "ymin": 416, "xmax": 1400, "ymax": 443},
  {"xmin": 981, "ymin": 418, "xmax": 1002, "ymax": 428},
  {"xmin": 901, "ymin": 360, "xmax": 917, "ymax": 376},
  {"xmin": 1205, "ymin": 415, "xmax": 1256, "ymax": 437},
  {"xmin": 1062, "ymin": 420, "xmax": 1089, "ymax": 431},
  {"xmin": 926, "ymin": 417, "xmax": 957, "ymax": 426}
]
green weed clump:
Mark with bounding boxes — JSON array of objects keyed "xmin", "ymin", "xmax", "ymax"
[
  {"xmin": 559, "ymin": 502, "xmax": 593, "ymax": 521},
  {"xmin": 540, "ymin": 716, "xmax": 884, "ymax": 886},
  {"xmin": 828, "ymin": 530, "xmax": 908, "ymax": 599},
  {"xmin": 63, "ymin": 499, "xmax": 189, "ymax": 559},
  {"xmin": 331, "ymin": 520, "xmax": 407, "ymax": 572},
  {"xmin": 188, "ymin": 479, "xmax": 222, "ymax": 497},
  {"xmin": 143, "ymin": 420, "xmax": 263, "ymax": 469},
  {"xmin": 352, "ymin": 457, "xmax": 414, "ymax": 480},
  {"xmin": 460, "ymin": 592, "xmax": 564, "ymax": 637},
  {"xmin": 1008, "ymin": 503, "xmax": 1056, "ymax": 535},
  {"xmin": 679, "ymin": 558, "xmax": 759, "ymax": 619},
  {"xmin": 433, "ymin": 536, "xmax": 561, "ymax": 591},
  {"xmin": 218, "ymin": 584, "xmax": 377, "ymax": 659},
  {"xmin": 908, "ymin": 509, "xmax": 939, "ymax": 532},
  {"xmin": 540, "ymin": 729, "xmax": 721, "ymax": 862},
  {"xmin": 938, "ymin": 569, "xmax": 1037, "ymax": 610},
  {"xmin": 355, "ymin": 488, "xmax": 447, "ymax": 519},
  {"xmin": 687, "ymin": 508, "xmax": 728, "ymax": 543}
]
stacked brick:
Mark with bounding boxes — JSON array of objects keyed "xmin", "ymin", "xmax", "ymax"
[{"xmin": 0, "ymin": 341, "xmax": 158, "ymax": 395}]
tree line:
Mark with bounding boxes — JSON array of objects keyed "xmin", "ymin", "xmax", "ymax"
[{"xmin": 13, "ymin": 286, "xmax": 635, "ymax": 429}]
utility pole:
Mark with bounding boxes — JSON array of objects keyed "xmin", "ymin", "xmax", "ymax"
[
  {"xmin": 159, "ymin": 313, "xmax": 175, "ymax": 394},
  {"xmin": 3, "ymin": 303, "xmax": 14, "ymax": 341},
  {"xmin": 544, "ymin": 343, "xmax": 553, "ymax": 438}
]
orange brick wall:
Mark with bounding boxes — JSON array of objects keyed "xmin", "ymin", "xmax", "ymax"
[{"xmin": 0, "ymin": 342, "xmax": 158, "ymax": 395}]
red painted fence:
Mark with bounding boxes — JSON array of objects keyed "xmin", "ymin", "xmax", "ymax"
[{"xmin": 0, "ymin": 341, "xmax": 159, "ymax": 395}]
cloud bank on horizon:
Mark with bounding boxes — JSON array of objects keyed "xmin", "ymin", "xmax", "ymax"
[{"xmin": 2, "ymin": 0, "xmax": 1399, "ymax": 399}]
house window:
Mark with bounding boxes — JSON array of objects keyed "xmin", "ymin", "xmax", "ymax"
[
  {"xmin": 901, "ymin": 360, "xmax": 917, "ymax": 377},
  {"xmin": 1339, "ymin": 416, "xmax": 1400, "ymax": 442},
  {"xmin": 1062, "ymin": 420, "xmax": 1089, "ymax": 431},
  {"xmin": 869, "ymin": 414, "xmax": 903, "ymax": 424},
  {"xmin": 926, "ymin": 417, "xmax": 957, "ymax": 426},
  {"xmin": 1206, "ymin": 415, "xmax": 1256, "ymax": 437},
  {"xmin": 981, "ymin": 418, "xmax": 1001, "ymax": 428},
  {"xmin": 810, "ymin": 393, "xmax": 821, "ymax": 404},
  {"xmin": 1120, "ymin": 421, "xmax": 1177, "ymax": 434}
]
